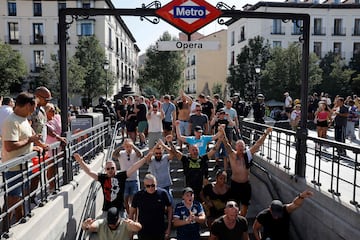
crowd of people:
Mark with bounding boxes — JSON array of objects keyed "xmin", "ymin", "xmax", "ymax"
[
  {"xmin": 0, "ymin": 88, "xmax": 332, "ymax": 239},
  {"xmin": 70, "ymin": 90, "xmax": 315, "ymax": 240}
]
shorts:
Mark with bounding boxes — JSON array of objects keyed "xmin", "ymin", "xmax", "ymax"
[
  {"xmin": 317, "ymin": 120, "xmax": 328, "ymax": 127},
  {"xmin": 179, "ymin": 120, "xmax": 190, "ymax": 136},
  {"xmin": 126, "ymin": 121, "xmax": 137, "ymax": 132},
  {"xmin": 162, "ymin": 121, "xmax": 172, "ymax": 131},
  {"xmin": 230, "ymin": 180, "xmax": 251, "ymax": 206},
  {"xmin": 124, "ymin": 180, "xmax": 139, "ymax": 198},
  {"xmin": 137, "ymin": 121, "xmax": 148, "ymax": 133},
  {"xmin": 5, "ymin": 170, "xmax": 26, "ymax": 197},
  {"xmin": 285, "ymin": 107, "xmax": 293, "ymax": 113}
]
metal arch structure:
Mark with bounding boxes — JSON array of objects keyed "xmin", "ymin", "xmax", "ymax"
[{"xmin": 59, "ymin": 2, "xmax": 310, "ymax": 177}]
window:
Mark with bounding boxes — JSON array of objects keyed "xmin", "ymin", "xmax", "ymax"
[
  {"xmin": 313, "ymin": 18, "xmax": 324, "ymax": 35},
  {"xmin": 33, "ymin": 2, "xmax": 42, "ymax": 16},
  {"xmin": 272, "ymin": 19, "xmax": 283, "ymax": 35},
  {"xmin": 292, "ymin": 20, "xmax": 302, "ymax": 35},
  {"xmin": 333, "ymin": 42, "xmax": 341, "ymax": 55},
  {"xmin": 79, "ymin": 22, "xmax": 93, "ymax": 36},
  {"xmin": 313, "ymin": 42, "xmax": 322, "ymax": 58},
  {"xmin": 192, "ymin": 69, "xmax": 196, "ymax": 79},
  {"xmin": 116, "ymin": 37, "xmax": 119, "ymax": 55},
  {"xmin": 333, "ymin": 19, "xmax": 344, "ymax": 36},
  {"xmin": 354, "ymin": 43, "xmax": 360, "ymax": 55},
  {"xmin": 191, "ymin": 55, "xmax": 195, "ymax": 65},
  {"xmin": 186, "ymin": 70, "xmax": 190, "ymax": 80},
  {"xmin": 8, "ymin": 2, "xmax": 17, "ymax": 16},
  {"xmin": 231, "ymin": 31, "xmax": 235, "ymax": 46},
  {"xmin": 273, "ymin": 41, "xmax": 281, "ymax": 48},
  {"xmin": 230, "ymin": 51, "xmax": 235, "ymax": 66},
  {"xmin": 8, "ymin": 22, "xmax": 19, "ymax": 44},
  {"xmin": 354, "ymin": 19, "xmax": 360, "ymax": 36},
  {"xmin": 120, "ymin": 42, "xmax": 124, "ymax": 59},
  {"xmin": 239, "ymin": 26, "xmax": 245, "ymax": 42},
  {"xmin": 33, "ymin": 23, "xmax": 44, "ymax": 44},
  {"xmin": 82, "ymin": 0, "xmax": 91, "ymax": 9},
  {"xmin": 58, "ymin": 2, "xmax": 66, "ymax": 10},
  {"xmin": 34, "ymin": 50, "xmax": 45, "ymax": 72},
  {"xmin": 108, "ymin": 27, "xmax": 113, "ymax": 49}
]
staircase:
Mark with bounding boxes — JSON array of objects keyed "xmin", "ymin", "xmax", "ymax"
[{"xmin": 135, "ymin": 144, "xmax": 262, "ymax": 240}]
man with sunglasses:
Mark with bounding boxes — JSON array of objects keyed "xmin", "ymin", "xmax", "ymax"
[
  {"xmin": 81, "ymin": 206, "xmax": 142, "ymax": 240},
  {"xmin": 209, "ymin": 201, "xmax": 249, "ymax": 240},
  {"xmin": 129, "ymin": 174, "xmax": 172, "ymax": 240},
  {"xmin": 73, "ymin": 149, "xmax": 151, "ymax": 215}
]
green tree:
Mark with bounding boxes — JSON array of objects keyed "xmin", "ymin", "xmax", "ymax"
[
  {"xmin": 212, "ymin": 82, "xmax": 223, "ymax": 99},
  {"xmin": 0, "ymin": 41, "xmax": 27, "ymax": 95},
  {"xmin": 36, "ymin": 54, "xmax": 86, "ymax": 100},
  {"xmin": 138, "ymin": 31, "xmax": 185, "ymax": 97},
  {"xmin": 74, "ymin": 36, "xmax": 113, "ymax": 101},
  {"xmin": 318, "ymin": 52, "xmax": 354, "ymax": 97},
  {"xmin": 261, "ymin": 43, "xmax": 322, "ymax": 100},
  {"xmin": 227, "ymin": 36, "xmax": 270, "ymax": 101},
  {"xmin": 348, "ymin": 53, "xmax": 360, "ymax": 94}
]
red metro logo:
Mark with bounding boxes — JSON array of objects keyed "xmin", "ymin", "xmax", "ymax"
[{"xmin": 156, "ymin": 0, "xmax": 222, "ymax": 34}]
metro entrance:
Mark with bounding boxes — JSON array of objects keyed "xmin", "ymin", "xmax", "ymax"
[{"xmin": 59, "ymin": 0, "xmax": 310, "ymax": 177}]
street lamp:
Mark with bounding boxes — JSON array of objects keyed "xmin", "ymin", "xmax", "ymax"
[
  {"xmin": 103, "ymin": 59, "xmax": 110, "ymax": 99},
  {"xmin": 255, "ymin": 65, "xmax": 261, "ymax": 93}
]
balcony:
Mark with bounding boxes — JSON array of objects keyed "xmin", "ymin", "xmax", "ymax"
[
  {"xmin": 271, "ymin": 26, "xmax": 285, "ymax": 35},
  {"xmin": 30, "ymin": 35, "xmax": 46, "ymax": 45},
  {"xmin": 4, "ymin": 35, "xmax": 22, "ymax": 45},
  {"xmin": 332, "ymin": 27, "xmax": 346, "ymax": 36},
  {"xmin": 312, "ymin": 27, "xmax": 326, "ymax": 36}
]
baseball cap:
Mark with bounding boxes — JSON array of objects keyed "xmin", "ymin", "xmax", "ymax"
[
  {"xmin": 194, "ymin": 126, "xmax": 203, "ymax": 133},
  {"xmin": 217, "ymin": 109, "xmax": 225, "ymax": 114},
  {"xmin": 183, "ymin": 187, "xmax": 194, "ymax": 195},
  {"xmin": 270, "ymin": 200, "xmax": 284, "ymax": 218},
  {"xmin": 107, "ymin": 207, "xmax": 120, "ymax": 225},
  {"xmin": 257, "ymin": 94, "xmax": 265, "ymax": 99}
]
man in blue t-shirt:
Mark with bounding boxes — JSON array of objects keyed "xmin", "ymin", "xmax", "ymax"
[
  {"xmin": 173, "ymin": 187, "xmax": 206, "ymax": 240},
  {"xmin": 175, "ymin": 121, "xmax": 223, "ymax": 156}
]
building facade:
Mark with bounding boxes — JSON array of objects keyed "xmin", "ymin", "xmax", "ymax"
[
  {"xmin": 182, "ymin": 29, "xmax": 228, "ymax": 98},
  {"xmin": 0, "ymin": 0, "xmax": 139, "ymax": 105},
  {"xmin": 227, "ymin": 1, "xmax": 360, "ymax": 68}
]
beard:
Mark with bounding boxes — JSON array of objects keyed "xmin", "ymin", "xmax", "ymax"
[{"xmin": 155, "ymin": 156, "xmax": 162, "ymax": 161}]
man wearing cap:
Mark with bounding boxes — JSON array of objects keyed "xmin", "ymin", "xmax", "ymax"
[
  {"xmin": 284, "ymin": 92, "xmax": 293, "ymax": 119},
  {"xmin": 253, "ymin": 190, "xmax": 313, "ymax": 240},
  {"xmin": 209, "ymin": 201, "xmax": 249, "ymax": 240},
  {"xmin": 129, "ymin": 174, "xmax": 172, "ymax": 240},
  {"xmin": 82, "ymin": 207, "xmax": 142, "ymax": 240},
  {"xmin": 173, "ymin": 187, "xmax": 206, "ymax": 240},
  {"xmin": 175, "ymin": 120, "xmax": 223, "ymax": 156}
]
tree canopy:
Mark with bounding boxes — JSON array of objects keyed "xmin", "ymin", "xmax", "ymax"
[
  {"xmin": 0, "ymin": 41, "xmax": 27, "ymax": 95},
  {"xmin": 138, "ymin": 31, "xmax": 185, "ymax": 97}
]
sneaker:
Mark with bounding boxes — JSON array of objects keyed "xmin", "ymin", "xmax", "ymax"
[{"xmin": 31, "ymin": 196, "xmax": 41, "ymax": 206}]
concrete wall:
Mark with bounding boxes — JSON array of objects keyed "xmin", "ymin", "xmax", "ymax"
[{"xmin": 251, "ymin": 155, "xmax": 360, "ymax": 240}]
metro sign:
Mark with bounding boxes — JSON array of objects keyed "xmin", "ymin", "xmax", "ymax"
[{"xmin": 156, "ymin": 0, "xmax": 222, "ymax": 34}]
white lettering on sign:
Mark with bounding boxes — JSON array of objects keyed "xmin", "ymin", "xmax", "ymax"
[
  {"xmin": 174, "ymin": 6, "xmax": 206, "ymax": 18},
  {"xmin": 157, "ymin": 41, "xmax": 220, "ymax": 51}
]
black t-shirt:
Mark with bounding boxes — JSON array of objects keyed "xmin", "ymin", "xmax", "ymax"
[
  {"xmin": 98, "ymin": 171, "xmax": 127, "ymax": 211},
  {"xmin": 132, "ymin": 188, "xmax": 172, "ymax": 235},
  {"xmin": 252, "ymin": 102, "xmax": 265, "ymax": 123},
  {"xmin": 213, "ymin": 118, "xmax": 230, "ymax": 132},
  {"xmin": 256, "ymin": 207, "xmax": 290, "ymax": 240},
  {"xmin": 202, "ymin": 183, "xmax": 231, "ymax": 218},
  {"xmin": 136, "ymin": 103, "xmax": 148, "ymax": 121},
  {"xmin": 201, "ymin": 101, "xmax": 214, "ymax": 120},
  {"xmin": 180, "ymin": 154, "xmax": 209, "ymax": 193},
  {"xmin": 210, "ymin": 215, "xmax": 248, "ymax": 240},
  {"xmin": 126, "ymin": 104, "xmax": 137, "ymax": 122}
]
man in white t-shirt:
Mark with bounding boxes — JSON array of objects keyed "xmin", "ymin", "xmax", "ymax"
[{"xmin": 147, "ymin": 103, "xmax": 164, "ymax": 148}]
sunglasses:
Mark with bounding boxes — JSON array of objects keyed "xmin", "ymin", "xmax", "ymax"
[
  {"xmin": 106, "ymin": 167, "xmax": 115, "ymax": 171},
  {"xmin": 226, "ymin": 203, "xmax": 239, "ymax": 208},
  {"xmin": 145, "ymin": 184, "xmax": 155, "ymax": 188},
  {"xmin": 127, "ymin": 155, "xmax": 131, "ymax": 161}
]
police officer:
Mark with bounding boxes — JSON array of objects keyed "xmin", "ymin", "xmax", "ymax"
[{"xmin": 252, "ymin": 94, "xmax": 266, "ymax": 124}]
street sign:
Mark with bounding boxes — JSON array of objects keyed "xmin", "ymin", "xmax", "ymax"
[
  {"xmin": 157, "ymin": 41, "xmax": 220, "ymax": 51},
  {"xmin": 156, "ymin": 0, "xmax": 222, "ymax": 34}
]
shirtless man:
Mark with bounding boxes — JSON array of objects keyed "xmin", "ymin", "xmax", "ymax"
[
  {"xmin": 176, "ymin": 91, "xmax": 193, "ymax": 150},
  {"xmin": 222, "ymin": 127, "xmax": 272, "ymax": 217}
]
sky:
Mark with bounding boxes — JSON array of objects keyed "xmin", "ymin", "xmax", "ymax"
[{"xmin": 113, "ymin": 0, "xmax": 282, "ymax": 54}]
